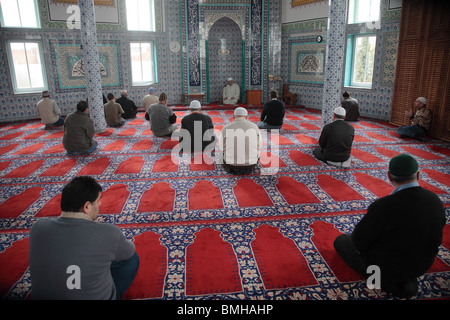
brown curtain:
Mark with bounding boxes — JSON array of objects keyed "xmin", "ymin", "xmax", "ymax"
[{"xmin": 390, "ymin": 0, "xmax": 450, "ymax": 141}]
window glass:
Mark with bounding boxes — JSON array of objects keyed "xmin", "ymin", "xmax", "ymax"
[
  {"xmin": 0, "ymin": 0, "xmax": 39, "ymax": 28},
  {"xmin": 351, "ymin": 35, "xmax": 376, "ymax": 87},
  {"xmin": 8, "ymin": 41, "xmax": 47, "ymax": 93},
  {"xmin": 130, "ymin": 42, "xmax": 156, "ymax": 85},
  {"xmin": 126, "ymin": 0, "xmax": 155, "ymax": 31},
  {"xmin": 348, "ymin": 0, "xmax": 380, "ymax": 24}
]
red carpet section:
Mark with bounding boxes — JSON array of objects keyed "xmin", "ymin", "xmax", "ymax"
[
  {"xmin": 0, "ymin": 107, "xmax": 449, "ymax": 300},
  {"xmin": 252, "ymin": 224, "xmax": 317, "ymax": 289}
]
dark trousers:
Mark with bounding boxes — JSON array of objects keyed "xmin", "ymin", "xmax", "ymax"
[
  {"xmin": 333, "ymin": 234, "xmax": 419, "ymax": 298},
  {"xmin": 110, "ymin": 252, "xmax": 140, "ymax": 300},
  {"xmin": 333, "ymin": 234, "xmax": 368, "ymax": 276}
]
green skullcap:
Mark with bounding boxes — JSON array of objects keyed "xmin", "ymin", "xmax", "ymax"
[{"xmin": 389, "ymin": 154, "xmax": 419, "ymax": 177}]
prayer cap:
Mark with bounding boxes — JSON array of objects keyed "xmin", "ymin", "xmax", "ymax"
[
  {"xmin": 190, "ymin": 100, "xmax": 201, "ymax": 110},
  {"xmin": 42, "ymin": 90, "xmax": 50, "ymax": 97},
  {"xmin": 149, "ymin": 87, "xmax": 156, "ymax": 93},
  {"xmin": 227, "ymin": 77, "xmax": 233, "ymax": 81},
  {"xmin": 389, "ymin": 154, "xmax": 419, "ymax": 177},
  {"xmin": 417, "ymin": 97, "xmax": 427, "ymax": 105},
  {"xmin": 234, "ymin": 107, "xmax": 248, "ymax": 116},
  {"xmin": 333, "ymin": 106, "xmax": 346, "ymax": 117}
]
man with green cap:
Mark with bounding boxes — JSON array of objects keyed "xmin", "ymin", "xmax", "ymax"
[{"xmin": 334, "ymin": 154, "xmax": 446, "ymax": 298}]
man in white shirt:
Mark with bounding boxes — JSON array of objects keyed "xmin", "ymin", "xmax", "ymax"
[
  {"xmin": 219, "ymin": 107, "xmax": 262, "ymax": 173},
  {"xmin": 222, "ymin": 77, "xmax": 240, "ymax": 105},
  {"xmin": 36, "ymin": 90, "xmax": 64, "ymax": 129},
  {"xmin": 142, "ymin": 87, "xmax": 159, "ymax": 111}
]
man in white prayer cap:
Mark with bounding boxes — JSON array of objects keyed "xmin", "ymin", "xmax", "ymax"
[
  {"xmin": 222, "ymin": 77, "xmax": 240, "ymax": 105},
  {"xmin": 313, "ymin": 106, "xmax": 355, "ymax": 168},
  {"xmin": 396, "ymin": 97, "xmax": 431, "ymax": 141},
  {"xmin": 219, "ymin": 107, "xmax": 262, "ymax": 173}
]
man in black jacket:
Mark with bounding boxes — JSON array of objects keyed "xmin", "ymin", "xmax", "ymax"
[
  {"xmin": 179, "ymin": 100, "xmax": 216, "ymax": 153},
  {"xmin": 313, "ymin": 107, "xmax": 354, "ymax": 167},
  {"xmin": 334, "ymin": 154, "xmax": 446, "ymax": 298},
  {"xmin": 258, "ymin": 90, "xmax": 285, "ymax": 130},
  {"xmin": 116, "ymin": 90, "xmax": 137, "ymax": 119}
]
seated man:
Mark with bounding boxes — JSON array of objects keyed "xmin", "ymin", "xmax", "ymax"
[
  {"xmin": 334, "ymin": 154, "xmax": 445, "ymax": 298},
  {"xmin": 258, "ymin": 90, "xmax": 285, "ymax": 130},
  {"xmin": 116, "ymin": 90, "xmax": 137, "ymax": 119},
  {"xmin": 142, "ymin": 87, "xmax": 159, "ymax": 111},
  {"xmin": 313, "ymin": 107, "xmax": 354, "ymax": 168},
  {"xmin": 29, "ymin": 176, "xmax": 140, "ymax": 300},
  {"xmin": 36, "ymin": 90, "xmax": 64, "ymax": 129},
  {"xmin": 341, "ymin": 91, "xmax": 360, "ymax": 121},
  {"xmin": 222, "ymin": 77, "xmax": 240, "ymax": 105},
  {"xmin": 104, "ymin": 93, "xmax": 125, "ymax": 127},
  {"xmin": 145, "ymin": 92, "xmax": 178, "ymax": 137},
  {"xmin": 62, "ymin": 101, "xmax": 98, "ymax": 156},
  {"xmin": 219, "ymin": 107, "xmax": 262, "ymax": 173},
  {"xmin": 396, "ymin": 97, "xmax": 431, "ymax": 141},
  {"xmin": 179, "ymin": 100, "xmax": 216, "ymax": 153}
]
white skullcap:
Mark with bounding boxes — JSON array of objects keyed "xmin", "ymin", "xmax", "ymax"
[
  {"xmin": 189, "ymin": 100, "xmax": 201, "ymax": 110},
  {"xmin": 333, "ymin": 106, "xmax": 346, "ymax": 117},
  {"xmin": 417, "ymin": 97, "xmax": 427, "ymax": 105},
  {"xmin": 234, "ymin": 107, "xmax": 248, "ymax": 116},
  {"xmin": 227, "ymin": 77, "xmax": 233, "ymax": 81}
]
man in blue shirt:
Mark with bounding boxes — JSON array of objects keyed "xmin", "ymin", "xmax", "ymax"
[{"xmin": 334, "ymin": 154, "xmax": 446, "ymax": 298}]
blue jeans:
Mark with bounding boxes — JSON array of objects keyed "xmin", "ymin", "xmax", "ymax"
[
  {"xmin": 396, "ymin": 125, "xmax": 426, "ymax": 140},
  {"xmin": 110, "ymin": 252, "xmax": 140, "ymax": 300},
  {"xmin": 45, "ymin": 117, "xmax": 64, "ymax": 127},
  {"xmin": 86, "ymin": 140, "xmax": 98, "ymax": 154}
]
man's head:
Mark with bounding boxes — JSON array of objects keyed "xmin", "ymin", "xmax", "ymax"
[
  {"xmin": 270, "ymin": 90, "xmax": 278, "ymax": 99},
  {"xmin": 159, "ymin": 92, "xmax": 168, "ymax": 103},
  {"xmin": 76, "ymin": 100, "xmax": 88, "ymax": 112},
  {"xmin": 120, "ymin": 90, "xmax": 128, "ymax": 97},
  {"xmin": 234, "ymin": 107, "xmax": 248, "ymax": 119},
  {"xmin": 388, "ymin": 153, "xmax": 419, "ymax": 184},
  {"xmin": 333, "ymin": 107, "xmax": 346, "ymax": 120},
  {"xmin": 107, "ymin": 93, "xmax": 115, "ymax": 101},
  {"xmin": 42, "ymin": 90, "xmax": 50, "ymax": 98},
  {"xmin": 190, "ymin": 100, "xmax": 201, "ymax": 111},
  {"xmin": 342, "ymin": 91, "xmax": 350, "ymax": 99},
  {"xmin": 414, "ymin": 97, "xmax": 427, "ymax": 109},
  {"xmin": 227, "ymin": 77, "xmax": 233, "ymax": 86},
  {"xmin": 60, "ymin": 176, "xmax": 103, "ymax": 220},
  {"xmin": 149, "ymin": 87, "xmax": 156, "ymax": 94}
]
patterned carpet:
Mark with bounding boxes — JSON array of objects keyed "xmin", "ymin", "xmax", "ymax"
[{"xmin": 0, "ymin": 107, "xmax": 449, "ymax": 300}]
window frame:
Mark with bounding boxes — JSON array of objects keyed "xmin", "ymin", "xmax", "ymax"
[
  {"xmin": 129, "ymin": 41, "xmax": 158, "ymax": 87},
  {"xmin": 0, "ymin": 0, "xmax": 41, "ymax": 29},
  {"xmin": 5, "ymin": 40, "xmax": 49, "ymax": 95},
  {"xmin": 344, "ymin": 34, "xmax": 377, "ymax": 89}
]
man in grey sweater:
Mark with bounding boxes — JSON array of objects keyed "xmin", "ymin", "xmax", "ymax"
[{"xmin": 29, "ymin": 176, "xmax": 139, "ymax": 300}]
